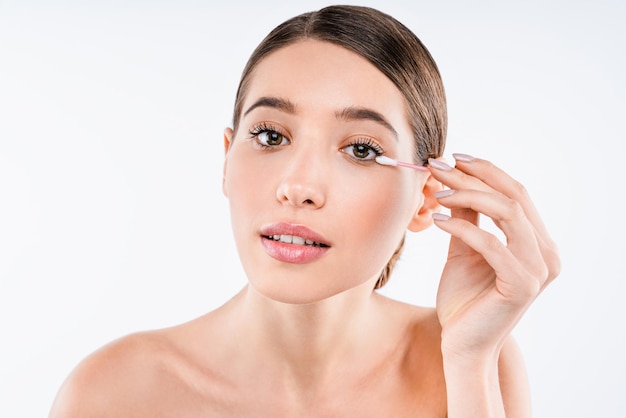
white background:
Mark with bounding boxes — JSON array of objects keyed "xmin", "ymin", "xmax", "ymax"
[{"xmin": 1, "ymin": 0, "xmax": 624, "ymax": 416}]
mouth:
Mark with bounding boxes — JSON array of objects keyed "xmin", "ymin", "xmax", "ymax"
[
  {"xmin": 260, "ymin": 222, "xmax": 330, "ymax": 247},
  {"xmin": 262, "ymin": 234, "xmax": 329, "ymax": 248},
  {"xmin": 259, "ymin": 222, "xmax": 331, "ymax": 264}
]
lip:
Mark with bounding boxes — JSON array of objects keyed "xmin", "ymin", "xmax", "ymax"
[{"xmin": 260, "ymin": 222, "xmax": 331, "ymax": 264}]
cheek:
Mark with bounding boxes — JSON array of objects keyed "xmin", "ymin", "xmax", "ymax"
[
  {"xmin": 339, "ymin": 164, "xmax": 417, "ymax": 222},
  {"xmin": 224, "ymin": 146, "xmax": 266, "ymax": 203},
  {"xmin": 335, "ymin": 169, "xmax": 418, "ymax": 264},
  {"xmin": 224, "ymin": 150, "xmax": 265, "ymax": 239},
  {"xmin": 374, "ymin": 187, "xmax": 413, "ymax": 238}
]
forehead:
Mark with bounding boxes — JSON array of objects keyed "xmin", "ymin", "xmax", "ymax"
[{"xmin": 242, "ymin": 40, "xmax": 411, "ymax": 133}]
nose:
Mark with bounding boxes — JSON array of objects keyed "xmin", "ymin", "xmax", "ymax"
[{"xmin": 275, "ymin": 150, "xmax": 327, "ymax": 209}]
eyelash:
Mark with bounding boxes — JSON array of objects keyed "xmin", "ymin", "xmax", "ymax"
[
  {"xmin": 248, "ymin": 123, "xmax": 289, "ymax": 149},
  {"xmin": 344, "ymin": 137, "xmax": 385, "ymax": 160}
]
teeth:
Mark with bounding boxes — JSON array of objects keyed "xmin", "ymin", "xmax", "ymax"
[{"xmin": 269, "ymin": 234, "xmax": 323, "ymax": 247}]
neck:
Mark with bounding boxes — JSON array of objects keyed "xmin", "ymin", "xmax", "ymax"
[{"xmin": 231, "ymin": 281, "xmax": 388, "ymax": 391}]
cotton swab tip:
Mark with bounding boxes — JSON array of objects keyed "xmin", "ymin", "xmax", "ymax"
[
  {"xmin": 375, "ymin": 156, "xmax": 398, "ymax": 166},
  {"xmin": 375, "ymin": 155, "xmax": 428, "ymax": 171}
]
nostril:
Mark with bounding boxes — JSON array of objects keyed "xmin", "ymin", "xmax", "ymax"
[{"xmin": 276, "ymin": 181, "xmax": 324, "ymax": 208}]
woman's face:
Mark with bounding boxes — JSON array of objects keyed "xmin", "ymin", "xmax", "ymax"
[{"xmin": 223, "ymin": 40, "xmax": 431, "ymax": 304}]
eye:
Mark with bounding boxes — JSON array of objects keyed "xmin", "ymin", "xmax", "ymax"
[
  {"xmin": 249, "ymin": 123, "xmax": 291, "ymax": 148},
  {"xmin": 258, "ymin": 130, "xmax": 289, "ymax": 147},
  {"xmin": 342, "ymin": 137, "xmax": 384, "ymax": 161}
]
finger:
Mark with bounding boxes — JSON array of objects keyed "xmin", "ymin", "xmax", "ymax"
[
  {"xmin": 446, "ymin": 207, "xmax": 479, "ymax": 259},
  {"xmin": 452, "ymin": 154, "xmax": 560, "ymax": 281},
  {"xmin": 452, "ymin": 154, "xmax": 551, "ymax": 241},
  {"xmin": 428, "ymin": 158, "xmax": 486, "ymax": 257},
  {"xmin": 537, "ymin": 237, "xmax": 561, "ymax": 288},
  {"xmin": 432, "ymin": 215, "xmax": 544, "ymax": 302},
  {"xmin": 428, "ymin": 158, "xmax": 494, "ymax": 195},
  {"xmin": 428, "ymin": 158, "xmax": 495, "ymax": 258},
  {"xmin": 435, "ymin": 189, "xmax": 544, "ymax": 275},
  {"xmin": 429, "ymin": 156, "xmax": 560, "ymax": 283}
]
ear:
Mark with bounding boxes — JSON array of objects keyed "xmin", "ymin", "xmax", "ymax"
[
  {"xmin": 407, "ymin": 170, "xmax": 443, "ymax": 232},
  {"xmin": 222, "ymin": 127, "xmax": 234, "ymax": 197}
]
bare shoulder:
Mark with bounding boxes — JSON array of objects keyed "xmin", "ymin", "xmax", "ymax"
[
  {"xmin": 49, "ymin": 331, "xmax": 176, "ymax": 417},
  {"xmin": 375, "ymin": 294, "xmax": 443, "ymax": 345},
  {"xmin": 375, "ymin": 296, "xmax": 531, "ymax": 416},
  {"xmin": 48, "ymin": 320, "xmax": 229, "ymax": 418},
  {"xmin": 398, "ymin": 300, "xmax": 531, "ymax": 417},
  {"xmin": 48, "ymin": 295, "xmax": 242, "ymax": 417}
]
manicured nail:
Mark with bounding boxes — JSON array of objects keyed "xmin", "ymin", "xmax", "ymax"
[
  {"xmin": 428, "ymin": 158, "xmax": 453, "ymax": 171},
  {"xmin": 452, "ymin": 153, "xmax": 475, "ymax": 162},
  {"xmin": 432, "ymin": 212, "xmax": 451, "ymax": 221},
  {"xmin": 434, "ymin": 189, "xmax": 456, "ymax": 199}
]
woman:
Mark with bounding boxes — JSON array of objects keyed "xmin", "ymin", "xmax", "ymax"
[{"xmin": 50, "ymin": 5, "xmax": 559, "ymax": 417}]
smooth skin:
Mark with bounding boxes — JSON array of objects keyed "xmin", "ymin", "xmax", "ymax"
[{"xmin": 50, "ymin": 40, "xmax": 559, "ymax": 417}]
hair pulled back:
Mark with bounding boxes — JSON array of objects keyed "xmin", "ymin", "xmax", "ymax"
[{"xmin": 231, "ymin": 5, "xmax": 447, "ymax": 288}]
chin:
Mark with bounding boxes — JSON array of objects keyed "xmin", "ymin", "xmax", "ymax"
[{"xmin": 247, "ymin": 276, "xmax": 371, "ymax": 306}]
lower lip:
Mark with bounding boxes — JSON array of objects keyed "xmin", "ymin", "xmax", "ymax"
[{"xmin": 260, "ymin": 237, "xmax": 330, "ymax": 264}]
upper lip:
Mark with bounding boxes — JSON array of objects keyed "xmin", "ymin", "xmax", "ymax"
[{"xmin": 260, "ymin": 222, "xmax": 331, "ymax": 247}]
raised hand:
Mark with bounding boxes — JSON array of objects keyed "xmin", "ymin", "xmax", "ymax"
[{"xmin": 427, "ymin": 153, "xmax": 560, "ymax": 358}]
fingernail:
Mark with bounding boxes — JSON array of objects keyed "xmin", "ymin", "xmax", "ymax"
[
  {"xmin": 452, "ymin": 153, "xmax": 475, "ymax": 162},
  {"xmin": 434, "ymin": 189, "xmax": 456, "ymax": 198},
  {"xmin": 432, "ymin": 212, "xmax": 451, "ymax": 221},
  {"xmin": 428, "ymin": 158, "xmax": 453, "ymax": 171}
]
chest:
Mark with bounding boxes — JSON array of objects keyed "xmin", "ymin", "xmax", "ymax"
[{"xmin": 193, "ymin": 365, "xmax": 448, "ymax": 417}]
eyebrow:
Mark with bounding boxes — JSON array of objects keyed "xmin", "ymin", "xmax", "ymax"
[
  {"xmin": 243, "ymin": 97, "xmax": 398, "ymax": 140},
  {"xmin": 243, "ymin": 96, "xmax": 297, "ymax": 117},
  {"xmin": 337, "ymin": 106, "xmax": 398, "ymax": 140}
]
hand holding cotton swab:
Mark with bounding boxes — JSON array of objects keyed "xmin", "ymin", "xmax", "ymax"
[{"xmin": 375, "ymin": 156, "xmax": 429, "ymax": 172}]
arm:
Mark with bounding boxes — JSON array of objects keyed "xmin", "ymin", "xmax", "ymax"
[
  {"xmin": 443, "ymin": 336, "xmax": 532, "ymax": 418},
  {"xmin": 426, "ymin": 154, "xmax": 559, "ymax": 417}
]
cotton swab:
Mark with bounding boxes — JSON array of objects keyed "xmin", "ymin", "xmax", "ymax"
[{"xmin": 375, "ymin": 155, "xmax": 429, "ymax": 172}]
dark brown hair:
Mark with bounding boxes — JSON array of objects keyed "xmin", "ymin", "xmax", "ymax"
[{"xmin": 231, "ymin": 5, "xmax": 447, "ymax": 288}]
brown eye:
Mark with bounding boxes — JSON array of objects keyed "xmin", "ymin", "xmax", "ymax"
[
  {"xmin": 341, "ymin": 140, "xmax": 383, "ymax": 161},
  {"xmin": 257, "ymin": 131, "xmax": 289, "ymax": 147},
  {"xmin": 353, "ymin": 144, "xmax": 374, "ymax": 159}
]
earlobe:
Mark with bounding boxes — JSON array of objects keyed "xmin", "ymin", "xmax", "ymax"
[
  {"xmin": 222, "ymin": 128, "xmax": 234, "ymax": 197},
  {"xmin": 407, "ymin": 172, "xmax": 443, "ymax": 232}
]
